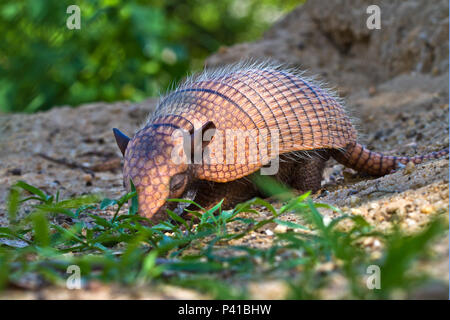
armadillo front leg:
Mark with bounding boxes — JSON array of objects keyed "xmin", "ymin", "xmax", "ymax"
[{"xmin": 193, "ymin": 178, "xmax": 260, "ymax": 211}]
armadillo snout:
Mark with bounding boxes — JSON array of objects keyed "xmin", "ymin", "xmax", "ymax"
[{"xmin": 122, "ymin": 125, "xmax": 190, "ymax": 222}]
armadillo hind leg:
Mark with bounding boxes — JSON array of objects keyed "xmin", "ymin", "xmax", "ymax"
[
  {"xmin": 288, "ymin": 155, "xmax": 328, "ymax": 194},
  {"xmin": 273, "ymin": 151, "xmax": 329, "ymax": 194}
]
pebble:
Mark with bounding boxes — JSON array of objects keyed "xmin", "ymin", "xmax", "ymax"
[
  {"xmin": 323, "ymin": 216, "xmax": 332, "ymax": 227},
  {"xmin": 432, "ymin": 66, "xmax": 440, "ymax": 76},
  {"xmin": 274, "ymin": 225, "xmax": 288, "ymax": 233},
  {"xmin": 9, "ymin": 168, "xmax": 22, "ymax": 176},
  {"xmin": 248, "ymin": 281, "xmax": 289, "ymax": 300},
  {"xmin": 82, "ymin": 174, "xmax": 93, "ymax": 183},
  {"xmin": 385, "ymin": 204, "xmax": 399, "ymax": 215},
  {"xmin": 316, "ymin": 262, "xmax": 335, "ymax": 273},
  {"xmin": 403, "ymin": 161, "xmax": 415, "ymax": 175},
  {"xmin": 420, "ymin": 205, "xmax": 434, "ymax": 214},
  {"xmin": 362, "ymin": 238, "xmax": 373, "ymax": 246},
  {"xmin": 341, "ymin": 206, "xmax": 350, "ymax": 213},
  {"xmin": 350, "ymin": 195, "xmax": 359, "ymax": 206},
  {"xmin": 217, "ymin": 46, "xmax": 228, "ymax": 54},
  {"xmin": 371, "ymin": 251, "xmax": 382, "ymax": 260},
  {"xmin": 61, "ymin": 222, "xmax": 71, "ymax": 229},
  {"xmin": 265, "ymin": 229, "xmax": 274, "ymax": 236},
  {"xmin": 342, "ymin": 169, "xmax": 356, "ymax": 180},
  {"xmin": 350, "ymin": 208, "xmax": 362, "ymax": 215},
  {"xmin": 253, "ymin": 256, "xmax": 263, "ymax": 265}
]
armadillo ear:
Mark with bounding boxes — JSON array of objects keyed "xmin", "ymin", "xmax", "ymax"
[
  {"xmin": 189, "ymin": 121, "xmax": 216, "ymax": 163},
  {"xmin": 113, "ymin": 128, "xmax": 130, "ymax": 156}
]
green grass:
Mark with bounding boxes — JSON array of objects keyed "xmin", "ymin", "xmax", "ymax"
[{"xmin": 0, "ymin": 180, "xmax": 447, "ymax": 299}]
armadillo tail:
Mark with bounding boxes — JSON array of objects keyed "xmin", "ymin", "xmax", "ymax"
[{"xmin": 331, "ymin": 142, "xmax": 449, "ymax": 176}]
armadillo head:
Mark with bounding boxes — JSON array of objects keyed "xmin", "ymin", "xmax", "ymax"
[{"xmin": 113, "ymin": 121, "xmax": 215, "ymax": 223}]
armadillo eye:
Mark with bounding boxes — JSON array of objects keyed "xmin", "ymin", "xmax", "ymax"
[{"xmin": 170, "ymin": 173, "xmax": 187, "ymax": 192}]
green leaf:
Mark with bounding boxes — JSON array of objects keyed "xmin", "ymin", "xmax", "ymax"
[
  {"xmin": 129, "ymin": 180, "xmax": 139, "ymax": 215},
  {"xmin": 306, "ymin": 199, "xmax": 325, "ymax": 232},
  {"xmin": 246, "ymin": 198, "xmax": 278, "ymax": 217},
  {"xmin": 0, "ymin": 254, "xmax": 10, "ymax": 290},
  {"xmin": 100, "ymin": 198, "xmax": 117, "ymax": 210},
  {"xmin": 250, "ymin": 173, "xmax": 294, "ymax": 200},
  {"xmin": 118, "ymin": 191, "xmax": 137, "ymax": 207},
  {"xmin": 88, "ymin": 214, "xmax": 114, "ymax": 228},
  {"xmin": 31, "ymin": 210, "xmax": 50, "ymax": 247},
  {"xmin": 138, "ymin": 250, "xmax": 164, "ymax": 280},
  {"xmin": 166, "ymin": 260, "xmax": 223, "ymax": 272},
  {"xmin": 166, "ymin": 209, "xmax": 189, "ymax": 229},
  {"xmin": 57, "ymin": 195, "xmax": 100, "ymax": 209},
  {"xmin": 15, "ymin": 181, "xmax": 50, "ymax": 203},
  {"xmin": 274, "ymin": 218, "xmax": 308, "ymax": 230},
  {"xmin": 50, "ymin": 224, "xmax": 86, "ymax": 245},
  {"xmin": 34, "ymin": 204, "xmax": 76, "ymax": 218},
  {"xmin": 7, "ymin": 186, "xmax": 20, "ymax": 224},
  {"xmin": 279, "ymin": 191, "xmax": 310, "ymax": 214}
]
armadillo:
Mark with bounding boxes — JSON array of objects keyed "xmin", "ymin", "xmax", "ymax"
[{"xmin": 113, "ymin": 61, "xmax": 449, "ymax": 222}]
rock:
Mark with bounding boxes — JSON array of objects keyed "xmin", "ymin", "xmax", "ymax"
[
  {"xmin": 274, "ymin": 225, "xmax": 288, "ymax": 233},
  {"xmin": 207, "ymin": 0, "xmax": 449, "ymax": 90}
]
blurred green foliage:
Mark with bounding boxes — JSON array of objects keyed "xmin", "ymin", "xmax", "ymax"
[
  {"xmin": 2, "ymin": 180, "xmax": 447, "ymax": 298},
  {"xmin": 0, "ymin": 0, "xmax": 302, "ymax": 113}
]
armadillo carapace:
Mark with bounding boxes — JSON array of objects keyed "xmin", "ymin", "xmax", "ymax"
[{"xmin": 113, "ymin": 61, "xmax": 449, "ymax": 222}]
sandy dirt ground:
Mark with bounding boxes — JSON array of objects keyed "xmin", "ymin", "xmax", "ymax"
[{"xmin": 0, "ymin": 0, "xmax": 448, "ymax": 299}]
